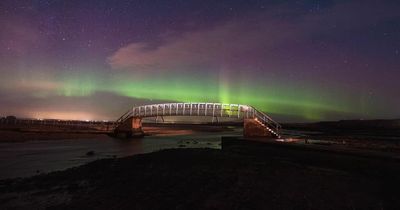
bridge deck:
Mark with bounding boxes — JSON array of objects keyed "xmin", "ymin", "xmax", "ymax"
[{"xmin": 114, "ymin": 103, "xmax": 281, "ymax": 137}]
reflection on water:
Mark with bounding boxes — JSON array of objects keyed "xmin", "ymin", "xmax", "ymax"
[{"xmin": 0, "ymin": 129, "xmax": 241, "ymax": 180}]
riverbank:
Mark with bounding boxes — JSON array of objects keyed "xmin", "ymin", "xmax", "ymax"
[
  {"xmin": 0, "ymin": 125, "xmax": 239, "ymax": 142},
  {"xmin": 0, "ymin": 130, "xmax": 109, "ymax": 142},
  {"xmin": 1, "ymin": 141, "xmax": 400, "ymax": 210}
]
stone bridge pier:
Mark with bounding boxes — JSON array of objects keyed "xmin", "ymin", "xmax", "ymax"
[{"xmin": 113, "ymin": 117, "xmax": 144, "ymax": 138}]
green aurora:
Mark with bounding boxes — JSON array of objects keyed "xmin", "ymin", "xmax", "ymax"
[
  {"xmin": 54, "ymin": 72, "xmax": 366, "ymax": 121},
  {"xmin": 1, "ymin": 0, "xmax": 399, "ymax": 122}
]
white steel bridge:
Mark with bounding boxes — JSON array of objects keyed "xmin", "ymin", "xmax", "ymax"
[{"xmin": 113, "ymin": 102, "xmax": 281, "ymax": 138}]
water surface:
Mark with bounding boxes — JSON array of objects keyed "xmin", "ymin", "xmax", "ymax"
[{"xmin": 0, "ymin": 130, "xmax": 241, "ymax": 180}]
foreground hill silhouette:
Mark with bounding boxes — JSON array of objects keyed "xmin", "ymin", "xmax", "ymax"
[{"xmin": 1, "ymin": 143, "xmax": 400, "ymax": 210}]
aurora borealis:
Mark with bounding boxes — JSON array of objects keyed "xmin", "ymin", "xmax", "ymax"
[{"xmin": 1, "ymin": 0, "xmax": 400, "ymax": 122}]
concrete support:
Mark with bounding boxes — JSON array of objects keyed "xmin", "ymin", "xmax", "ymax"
[
  {"xmin": 243, "ymin": 119, "xmax": 274, "ymax": 138},
  {"xmin": 114, "ymin": 117, "xmax": 144, "ymax": 138}
]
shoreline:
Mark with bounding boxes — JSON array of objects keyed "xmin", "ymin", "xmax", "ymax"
[
  {"xmin": 0, "ymin": 125, "xmax": 239, "ymax": 143},
  {"xmin": 1, "ymin": 141, "xmax": 400, "ymax": 209},
  {"xmin": 0, "ymin": 130, "xmax": 109, "ymax": 142}
]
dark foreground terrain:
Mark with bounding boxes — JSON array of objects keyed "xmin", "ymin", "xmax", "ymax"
[{"xmin": 1, "ymin": 140, "xmax": 400, "ymax": 210}]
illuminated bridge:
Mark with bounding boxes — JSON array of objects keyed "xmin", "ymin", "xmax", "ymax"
[{"xmin": 113, "ymin": 103, "xmax": 281, "ymax": 138}]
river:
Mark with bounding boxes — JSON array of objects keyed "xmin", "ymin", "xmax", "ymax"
[{"xmin": 0, "ymin": 129, "xmax": 242, "ymax": 180}]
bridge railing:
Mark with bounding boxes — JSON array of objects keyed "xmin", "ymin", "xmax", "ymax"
[
  {"xmin": 132, "ymin": 103, "xmax": 251, "ymax": 118},
  {"xmin": 110, "ymin": 109, "xmax": 133, "ymax": 131},
  {"xmin": 251, "ymin": 107, "xmax": 281, "ymax": 136},
  {"xmin": 115, "ymin": 109, "xmax": 133, "ymax": 124},
  {"xmin": 113, "ymin": 102, "xmax": 281, "ymax": 136}
]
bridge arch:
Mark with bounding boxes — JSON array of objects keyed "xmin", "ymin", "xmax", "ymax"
[{"xmin": 113, "ymin": 102, "xmax": 281, "ymax": 138}]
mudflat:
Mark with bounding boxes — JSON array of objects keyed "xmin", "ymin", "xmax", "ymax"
[
  {"xmin": 1, "ymin": 142, "xmax": 399, "ymax": 210},
  {"xmin": 0, "ymin": 130, "xmax": 108, "ymax": 142},
  {"xmin": 0, "ymin": 124, "xmax": 237, "ymax": 142}
]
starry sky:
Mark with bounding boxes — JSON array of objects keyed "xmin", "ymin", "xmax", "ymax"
[{"xmin": 0, "ymin": 0, "xmax": 399, "ymax": 122}]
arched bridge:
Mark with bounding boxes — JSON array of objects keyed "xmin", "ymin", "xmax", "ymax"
[{"xmin": 113, "ymin": 102, "xmax": 281, "ymax": 138}]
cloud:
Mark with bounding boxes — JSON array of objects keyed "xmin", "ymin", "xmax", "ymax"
[
  {"xmin": 107, "ymin": 14, "xmax": 303, "ymax": 71},
  {"xmin": 104, "ymin": 0, "xmax": 400, "ymax": 121},
  {"xmin": 107, "ymin": 0, "xmax": 400, "ymax": 73}
]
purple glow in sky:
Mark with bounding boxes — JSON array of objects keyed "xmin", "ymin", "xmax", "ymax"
[{"xmin": 0, "ymin": 0, "xmax": 399, "ymax": 122}]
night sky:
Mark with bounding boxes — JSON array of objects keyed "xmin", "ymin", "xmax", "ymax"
[{"xmin": 1, "ymin": 0, "xmax": 399, "ymax": 122}]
